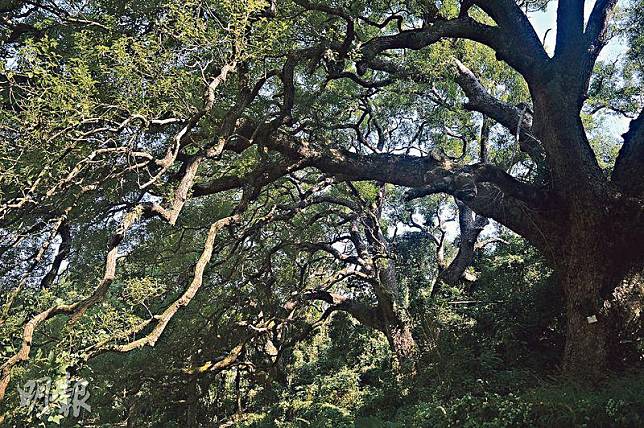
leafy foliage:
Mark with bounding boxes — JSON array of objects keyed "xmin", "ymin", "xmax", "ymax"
[{"xmin": 0, "ymin": 0, "xmax": 642, "ymax": 426}]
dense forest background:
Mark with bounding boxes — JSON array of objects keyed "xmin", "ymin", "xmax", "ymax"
[{"xmin": 0, "ymin": 0, "xmax": 642, "ymax": 426}]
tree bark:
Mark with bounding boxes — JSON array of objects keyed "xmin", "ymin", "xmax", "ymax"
[
  {"xmin": 559, "ymin": 260, "xmax": 611, "ymax": 379},
  {"xmin": 527, "ymin": 76, "xmax": 620, "ymax": 378},
  {"xmin": 557, "ymin": 235, "xmax": 643, "ymax": 379},
  {"xmin": 375, "ymin": 260, "xmax": 417, "ymax": 366},
  {"xmin": 370, "ymin": 186, "xmax": 419, "ymax": 366},
  {"xmin": 386, "ymin": 319, "xmax": 417, "ymax": 366},
  {"xmin": 437, "ymin": 201, "xmax": 487, "ymax": 285}
]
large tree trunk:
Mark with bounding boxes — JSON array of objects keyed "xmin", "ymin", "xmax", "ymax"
[
  {"xmin": 559, "ymin": 260, "xmax": 611, "ymax": 378},
  {"xmin": 558, "ymin": 242, "xmax": 643, "ymax": 379},
  {"xmin": 529, "ymin": 81, "xmax": 621, "ymax": 379}
]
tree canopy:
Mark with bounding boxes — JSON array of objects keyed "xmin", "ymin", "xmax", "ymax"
[{"xmin": 0, "ymin": 0, "xmax": 642, "ymax": 425}]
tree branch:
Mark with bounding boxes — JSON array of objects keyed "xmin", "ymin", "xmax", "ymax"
[
  {"xmin": 38, "ymin": 221, "xmax": 70, "ymax": 289},
  {"xmin": 0, "ymin": 207, "xmax": 141, "ymax": 400},
  {"xmin": 86, "ymin": 214, "xmax": 241, "ymax": 356},
  {"xmin": 585, "ymin": 0, "xmax": 619, "ymax": 58},
  {"xmin": 554, "ymin": 0, "xmax": 585, "ymax": 60},
  {"xmin": 453, "ymin": 59, "xmax": 545, "ymax": 164},
  {"xmin": 226, "ymin": 117, "xmax": 555, "ymax": 253},
  {"xmin": 357, "ymin": 15, "xmax": 545, "ymax": 82},
  {"xmin": 437, "ymin": 201, "xmax": 487, "ymax": 285},
  {"xmin": 465, "ymin": 0, "xmax": 548, "ymax": 76},
  {"xmin": 302, "ymin": 290, "xmax": 385, "ymax": 332}
]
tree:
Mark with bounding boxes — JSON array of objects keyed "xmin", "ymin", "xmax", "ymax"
[
  {"xmin": 241, "ymin": 0, "xmax": 643, "ymax": 378},
  {"xmin": 0, "ymin": 1, "xmax": 641, "ymax": 410}
]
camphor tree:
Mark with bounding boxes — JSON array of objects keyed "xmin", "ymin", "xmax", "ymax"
[{"xmin": 0, "ymin": 0, "xmax": 642, "ymax": 415}]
